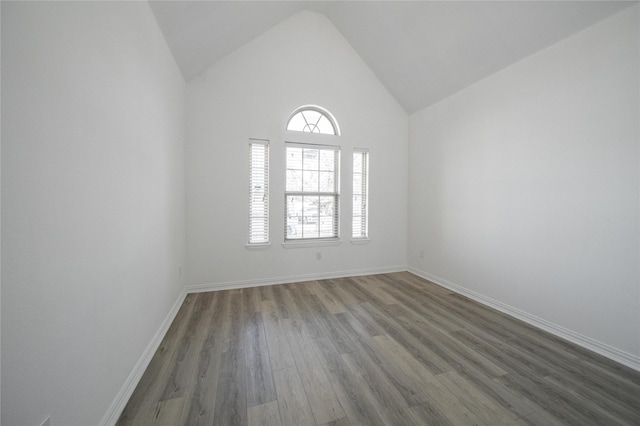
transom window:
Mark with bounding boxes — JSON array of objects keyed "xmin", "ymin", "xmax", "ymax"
[
  {"xmin": 285, "ymin": 143, "xmax": 340, "ymax": 241},
  {"xmin": 286, "ymin": 106, "xmax": 340, "ymax": 135}
]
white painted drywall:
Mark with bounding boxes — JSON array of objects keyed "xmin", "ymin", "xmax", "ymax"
[
  {"xmin": 408, "ymin": 6, "xmax": 640, "ymax": 358},
  {"xmin": 186, "ymin": 11, "xmax": 408, "ymax": 287},
  {"xmin": 1, "ymin": 2, "xmax": 186, "ymax": 425},
  {"xmin": 1, "ymin": 2, "xmax": 3, "ymax": 422}
]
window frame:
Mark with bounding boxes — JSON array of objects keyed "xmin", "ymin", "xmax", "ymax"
[
  {"xmin": 247, "ymin": 139, "xmax": 270, "ymax": 249},
  {"xmin": 286, "ymin": 105, "xmax": 341, "ymax": 136},
  {"xmin": 284, "ymin": 142, "xmax": 341, "ymax": 245},
  {"xmin": 352, "ymin": 148, "xmax": 370, "ymax": 242}
]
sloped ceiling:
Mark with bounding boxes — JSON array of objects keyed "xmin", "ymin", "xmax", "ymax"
[{"xmin": 149, "ymin": 1, "xmax": 636, "ymax": 113}]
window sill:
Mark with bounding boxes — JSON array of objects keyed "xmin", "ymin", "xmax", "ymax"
[
  {"xmin": 282, "ymin": 239, "xmax": 342, "ymax": 249},
  {"xmin": 350, "ymin": 238, "xmax": 370, "ymax": 245},
  {"xmin": 245, "ymin": 243, "xmax": 271, "ymax": 250}
]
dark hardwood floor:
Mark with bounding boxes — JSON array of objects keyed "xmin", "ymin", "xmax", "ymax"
[{"xmin": 116, "ymin": 272, "xmax": 640, "ymax": 425}]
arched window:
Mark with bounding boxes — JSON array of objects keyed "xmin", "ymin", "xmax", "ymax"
[{"xmin": 286, "ymin": 105, "xmax": 340, "ymax": 136}]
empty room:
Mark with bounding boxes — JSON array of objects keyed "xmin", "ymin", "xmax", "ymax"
[{"xmin": 1, "ymin": 1, "xmax": 639, "ymax": 425}]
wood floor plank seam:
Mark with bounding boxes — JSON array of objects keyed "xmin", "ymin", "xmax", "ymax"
[{"xmin": 117, "ymin": 272, "xmax": 640, "ymax": 426}]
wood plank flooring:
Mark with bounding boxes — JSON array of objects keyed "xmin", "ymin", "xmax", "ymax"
[{"xmin": 117, "ymin": 272, "xmax": 640, "ymax": 425}]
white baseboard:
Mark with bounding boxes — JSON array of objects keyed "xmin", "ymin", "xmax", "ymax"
[
  {"xmin": 186, "ymin": 265, "xmax": 407, "ymax": 293},
  {"xmin": 408, "ymin": 266, "xmax": 640, "ymax": 372},
  {"xmin": 99, "ymin": 287, "xmax": 188, "ymax": 426}
]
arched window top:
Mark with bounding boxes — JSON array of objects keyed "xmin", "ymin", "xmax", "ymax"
[{"xmin": 286, "ymin": 105, "xmax": 340, "ymax": 136}]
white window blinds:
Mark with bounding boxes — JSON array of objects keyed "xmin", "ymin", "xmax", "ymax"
[
  {"xmin": 352, "ymin": 149, "xmax": 369, "ymax": 239},
  {"xmin": 249, "ymin": 140, "xmax": 269, "ymax": 244}
]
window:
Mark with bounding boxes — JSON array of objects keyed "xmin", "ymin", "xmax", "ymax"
[
  {"xmin": 285, "ymin": 143, "xmax": 340, "ymax": 241},
  {"xmin": 248, "ymin": 139, "xmax": 269, "ymax": 245},
  {"xmin": 287, "ymin": 105, "xmax": 340, "ymax": 135},
  {"xmin": 352, "ymin": 149, "xmax": 369, "ymax": 239}
]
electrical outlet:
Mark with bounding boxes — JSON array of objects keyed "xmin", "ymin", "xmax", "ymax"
[
  {"xmin": 316, "ymin": 252, "xmax": 322, "ymax": 260},
  {"xmin": 419, "ymin": 250, "xmax": 424, "ymax": 258},
  {"xmin": 178, "ymin": 266, "xmax": 183, "ymax": 276}
]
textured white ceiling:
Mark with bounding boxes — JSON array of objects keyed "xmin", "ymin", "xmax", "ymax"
[{"xmin": 149, "ymin": 1, "xmax": 636, "ymax": 113}]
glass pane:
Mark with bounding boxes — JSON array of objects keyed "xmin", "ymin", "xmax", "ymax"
[
  {"xmin": 316, "ymin": 116, "xmax": 335, "ymax": 135},
  {"xmin": 287, "ymin": 112, "xmax": 306, "ymax": 132},
  {"xmin": 302, "ymin": 149, "xmax": 318, "ymax": 170},
  {"xmin": 250, "ymin": 201, "xmax": 265, "ymax": 216},
  {"xmin": 251, "ymin": 185, "xmax": 266, "ymax": 195},
  {"xmin": 319, "ymin": 150, "xmax": 335, "ymax": 171},
  {"xmin": 251, "ymin": 171, "xmax": 266, "ymax": 181},
  {"xmin": 353, "ymin": 153, "xmax": 362, "ymax": 173},
  {"xmin": 301, "ymin": 110, "xmax": 321, "ymax": 127},
  {"xmin": 304, "ymin": 223, "xmax": 319, "ymax": 238},
  {"xmin": 252, "ymin": 181, "xmax": 266, "ymax": 193},
  {"xmin": 303, "ymin": 170, "xmax": 318, "ymax": 192},
  {"xmin": 250, "ymin": 218, "xmax": 268, "ymax": 243},
  {"xmin": 251, "ymin": 217, "xmax": 267, "ymax": 229},
  {"xmin": 319, "ymin": 196, "xmax": 336, "ymax": 237},
  {"xmin": 286, "ymin": 169, "xmax": 302, "ymax": 192},
  {"xmin": 302, "ymin": 196, "xmax": 320, "ymax": 238},
  {"xmin": 302, "ymin": 196, "xmax": 319, "ymax": 221},
  {"xmin": 286, "ymin": 147, "xmax": 302, "ymax": 170},
  {"xmin": 319, "ymin": 220, "xmax": 334, "ymax": 237},
  {"xmin": 286, "ymin": 196, "xmax": 303, "ymax": 239},
  {"xmin": 319, "ymin": 196, "xmax": 335, "ymax": 216},
  {"xmin": 352, "ymin": 216, "xmax": 364, "ymax": 238},
  {"xmin": 252, "ymin": 146, "xmax": 266, "ymax": 158},
  {"xmin": 319, "ymin": 171, "xmax": 335, "ymax": 192},
  {"xmin": 353, "ymin": 174, "xmax": 362, "ymax": 194}
]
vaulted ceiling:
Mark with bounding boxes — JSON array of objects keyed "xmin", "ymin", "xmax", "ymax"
[{"xmin": 149, "ymin": 1, "xmax": 636, "ymax": 113}]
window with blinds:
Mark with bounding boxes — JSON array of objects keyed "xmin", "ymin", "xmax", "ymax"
[
  {"xmin": 352, "ymin": 149, "xmax": 369, "ymax": 239},
  {"xmin": 285, "ymin": 143, "xmax": 340, "ymax": 241},
  {"xmin": 248, "ymin": 140, "xmax": 269, "ymax": 245}
]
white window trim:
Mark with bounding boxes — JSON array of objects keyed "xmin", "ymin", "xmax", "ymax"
[
  {"xmin": 284, "ymin": 141, "xmax": 341, "ymax": 244},
  {"xmin": 282, "ymin": 239, "xmax": 342, "ymax": 249},
  {"xmin": 350, "ymin": 237, "xmax": 370, "ymax": 244},
  {"xmin": 246, "ymin": 242, "xmax": 272, "ymax": 250}
]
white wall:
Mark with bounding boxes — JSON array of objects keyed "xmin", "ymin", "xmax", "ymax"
[
  {"xmin": 409, "ymin": 6, "xmax": 640, "ymax": 362},
  {"xmin": 1, "ymin": 2, "xmax": 186, "ymax": 425},
  {"xmin": 186, "ymin": 11, "xmax": 407, "ymax": 288}
]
